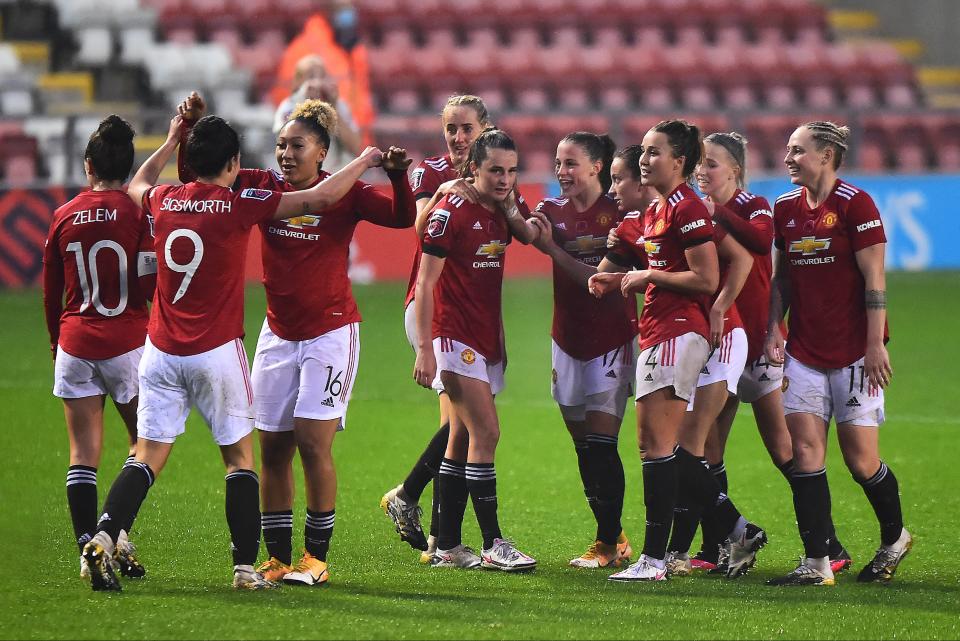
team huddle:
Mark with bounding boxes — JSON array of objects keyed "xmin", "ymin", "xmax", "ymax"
[{"xmin": 42, "ymin": 92, "xmax": 911, "ymax": 592}]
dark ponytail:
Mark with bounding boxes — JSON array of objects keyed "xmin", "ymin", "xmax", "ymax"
[
  {"xmin": 459, "ymin": 128, "xmax": 517, "ymax": 178},
  {"xmin": 613, "ymin": 144, "xmax": 643, "ymax": 180},
  {"xmin": 561, "ymin": 131, "xmax": 616, "ymax": 192},
  {"xmin": 84, "ymin": 115, "xmax": 135, "ymax": 182},
  {"xmin": 651, "ymin": 119, "xmax": 702, "ymax": 178}
]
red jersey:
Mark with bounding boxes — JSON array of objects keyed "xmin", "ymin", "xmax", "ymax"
[
  {"xmin": 421, "ymin": 194, "xmax": 510, "ymax": 363},
  {"xmin": 405, "ymin": 154, "xmax": 458, "ymax": 307},
  {"xmin": 714, "ymin": 189, "xmax": 779, "ymax": 360},
  {"xmin": 608, "ymin": 184, "xmax": 715, "ymax": 351},
  {"xmin": 535, "ymin": 194, "xmax": 638, "ymax": 359},
  {"xmin": 42, "ymin": 189, "xmax": 154, "ymax": 360},
  {"xmin": 711, "ymin": 224, "xmax": 744, "ymax": 335},
  {"xmin": 237, "ymin": 168, "xmax": 414, "ymax": 340},
  {"xmin": 143, "ymin": 182, "xmax": 281, "ymax": 356},
  {"xmin": 773, "ymin": 179, "xmax": 888, "ymax": 369}
]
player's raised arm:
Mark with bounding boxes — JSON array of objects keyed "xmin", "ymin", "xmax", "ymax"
[
  {"xmin": 273, "ymin": 146, "xmax": 383, "ymax": 220},
  {"xmin": 128, "ymin": 114, "xmax": 184, "ymax": 206},
  {"xmin": 175, "ymin": 91, "xmax": 206, "ymax": 183}
]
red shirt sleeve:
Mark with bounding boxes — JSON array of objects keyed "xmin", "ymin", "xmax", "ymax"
[
  {"xmin": 846, "ymin": 191, "xmax": 886, "ymax": 252},
  {"xmin": 773, "ymin": 201, "xmax": 787, "ymax": 251},
  {"xmin": 713, "ymin": 199, "xmax": 773, "ymax": 255},
  {"xmin": 135, "ymin": 209, "xmax": 157, "ymax": 302},
  {"xmin": 606, "ymin": 216, "xmax": 646, "ymax": 268},
  {"xmin": 234, "ymin": 187, "xmax": 283, "ymax": 228},
  {"xmin": 358, "ymin": 172, "xmax": 416, "ymax": 228},
  {"xmin": 41, "ymin": 220, "xmax": 64, "ymax": 353},
  {"xmin": 421, "ymin": 198, "xmax": 457, "ymax": 258},
  {"xmin": 674, "ymin": 199, "xmax": 714, "ymax": 247},
  {"xmin": 411, "ymin": 163, "xmax": 445, "ymax": 201}
]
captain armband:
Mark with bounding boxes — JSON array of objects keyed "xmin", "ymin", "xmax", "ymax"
[{"xmin": 865, "ymin": 289, "xmax": 887, "ymax": 310}]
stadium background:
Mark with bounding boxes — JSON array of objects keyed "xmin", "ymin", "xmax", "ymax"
[
  {"xmin": 1, "ymin": 2, "xmax": 959, "ymax": 639},
  {"xmin": 0, "ymin": 0, "xmax": 958, "ymax": 286}
]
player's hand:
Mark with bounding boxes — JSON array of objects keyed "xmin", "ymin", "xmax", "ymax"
[
  {"xmin": 588, "ymin": 272, "xmax": 625, "ymax": 298},
  {"xmin": 414, "ymin": 348, "xmax": 437, "ymax": 389},
  {"xmin": 381, "ymin": 146, "xmax": 412, "ymax": 173},
  {"xmin": 177, "ymin": 91, "xmax": 206, "ymax": 122},
  {"xmin": 439, "ymin": 178, "xmax": 480, "ymax": 204},
  {"xmin": 529, "ymin": 211, "xmax": 557, "ymax": 253},
  {"xmin": 708, "ymin": 305, "xmax": 724, "ymax": 349},
  {"xmin": 606, "ymin": 227, "xmax": 620, "ymax": 249},
  {"xmin": 864, "ymin": 340, "xmax": 893, "ymax": 389},
  {"xmin": 167, "ymin": 114, "xmax": 185, "ymax": 142},
  {"xmin": 764, "ymin": 326, "xmax": 786, "ymax": 366},
  {"xmin": 620, "ymin": 269, "xmax": 651, "ymax": 297},
  {"xmin": 359, "ymin": 146, "xmax": 383, "ymax": 168}
]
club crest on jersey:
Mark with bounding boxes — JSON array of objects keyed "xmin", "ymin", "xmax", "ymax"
[
  {"xmin": 461, "ymin": 348, "xmax": 476, "ymax": 365},
  {"xmin": 822, "ymin": 212, "xmax": 838, "ymax": 228},
  {"xmin": 427, "ymin": 209, "xmax": 450, "ymax": 238},
  {"xmin": 788, "ymin": 236, "xmax": 831, "ymax": 256},
  {"xmin": 411, "ymin": 168, "xmax": 425, "ymax": 190},
  {"xmin": 596, "ymin": 212, "xmax": 613, "ymax": 227},
  {"xmin": 652, "ymin": 219, "xmax": 665, "ymax": 235},
  {"xmin": 286, "ymin": 215, "xmax": 322, "ymax": 229},
  {"xmin": 240, "ymin": 188, "xmax": 273, "ymax": 201}
]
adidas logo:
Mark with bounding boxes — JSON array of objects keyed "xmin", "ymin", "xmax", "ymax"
[
  {"xmin": 321, "ymin": 397, "xmax": 335, "ymax": 408},
  {"xmin": 556, "ymin": 222, "xmax": 567, "ymax": 230},
  {"xmin": 605, "ymin": 370, "xmax": 617, "ymax": 378},
  {"xmin": 786, "ymin": 219, "xmax": 796, "ymax": 228},
  {"xmin": 758, "ymin": 373, "xmax": 770, "ymax": 381},
  {"xmin": 473, "ymin": 221, "xmax": 482, "ymax": 230},
  {"xmin": 846, "ymin": 397, "xmax": 861, "ymax": 407},
  {"xmin": 644, "ymin": 373, "xmax": 654, "ymax": 382},
  {"xmin": 700, "ymin": 366, "xmax": 710, "ymax": 375}
]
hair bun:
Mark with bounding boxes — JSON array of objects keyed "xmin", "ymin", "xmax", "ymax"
[{"xmin": 97, "ymin": 115, "xmax": 135, "ymax": 145}]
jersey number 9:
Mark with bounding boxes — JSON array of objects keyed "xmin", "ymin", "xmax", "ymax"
[{"xmin": 164, "ymin": 229, "xmax": 204, "ymax": 304}]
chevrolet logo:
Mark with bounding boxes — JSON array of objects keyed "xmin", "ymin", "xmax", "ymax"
[
  {"xmin": 286, "ymin": 215, "xmax": 321, "ymax": 229},
  {"xmin": 563, "ymin": 235, "xmax": 606, "ymax": 255},
  {"xmin": 476, "ymin": 240, "xmax": 506, "ymax": 257},
  {"xmin": 789, "ymin": 236, "xmax": 831, "ymax": 256},
  {"xmin": 644, "ymin": 240, "xmax": 660, "ymax": 254}
]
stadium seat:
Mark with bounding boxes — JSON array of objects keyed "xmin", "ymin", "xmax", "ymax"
[{"xmin": 74, "ymin": 27, "xmax": 113, "ymax": 66}]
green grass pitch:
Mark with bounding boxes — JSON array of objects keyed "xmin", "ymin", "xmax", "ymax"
[{"xmin": 1, "ymin": 272, "xmax": 958, "ymax": 640}]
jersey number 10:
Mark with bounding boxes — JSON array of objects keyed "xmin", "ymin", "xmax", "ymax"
[{"xmin": 66, "ymin": 240, "xmax": 128, "ymax": 317}]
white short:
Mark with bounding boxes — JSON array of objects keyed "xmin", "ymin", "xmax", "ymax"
[
  {"xmin": 406, "ymin": 301, "xmax": 445, "ymax": 394},
  {"xmin": 635, "ymin": 332, "xmax": 710, "ymax": 402},
  {"xmin": 686, "ymin": 328, "xmax": 748, "ymax": 410},
  {"xmin": 53, "ymin": 345, "xmax": 143, "ymax": 404},
  {"xmin": 782, "ymin": 354, "xmax": 885, "ymax": 427},
  {"xmin": 137, "ymin": 337, "xmax": 254, "ymax": 446},
  {"xmin": 552, "ymin": 339, "xmax": 636, "ymax": 421},
  {"xmin": 433, "ymin": 337, "xmax": 504, "ymax": 395},
  {"xmin": 251, "ymin": 321, "xmax": 359, "ymax": 432},
  {"xmin": 737, "ymin": 353, "xmax": 784, "ymax": 404}
]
